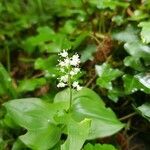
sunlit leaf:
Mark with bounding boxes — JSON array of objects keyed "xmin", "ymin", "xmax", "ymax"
[
  {"xmin": 3, "ymin": 98, "xmax": 65, "ymax": 149},
  {"xmin": 71, "ymin": 88, "xmax": 124, "ymax": 139},
  {"xmin": 112, "ymin": 25, "xmax": 138, "ymax": 42},
  {"xmin": 123, "ymin": 56, "xmax": 144, "ymax": 71},
  {"xmin": 96, "ymin": 63, "xmax": 123, "ymax": 90},
  {"xmin": 137, "ymin": 103, "xmax": 150, "ymax": 121},
  {"xmin": 139, "ymin": 21, "xmax": 150, "ymax": 44},
  {"xmin": 123, "ymin": 74, "xmax": 150, "ymax": 94},
  {"xmin": 124, "ymin": 42, "xmax": 150, "ymax": 63}
]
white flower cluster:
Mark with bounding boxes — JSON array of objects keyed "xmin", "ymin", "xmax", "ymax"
[{"xmin": 57, "ymin": 50, "xmax": 82, "ymax": 91}]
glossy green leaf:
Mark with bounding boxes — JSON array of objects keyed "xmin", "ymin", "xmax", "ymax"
[
  {"xmin": 3, "ymin": 98, "xmax": 64, "ymax": 150},
  {"xmin": 123, "ymin": 74, "xmax": 150, "ymax": 94},
  {"xmin": 20, "ymin": 123, "xmax": 60, "ymax": 150},
  {"xmin": 83, "ymin": 143, "xmax": 117, "ymax": 150},
  {"xmin": 54, "ymin": 88, "xmax": 123, "ymax": 139},
  {"xmin": 18, "ymin": 78, "xmax": 46, "ymax": 92},
  {"xmin": 61, "ymin": 118, "xmax": 91, "ymax": 150},
  {"xmin": 71, "ymin": 88, "xmax": 124, "ymax": 139},
  {"xmin": 135, "ymin": 73, "xmax": 150, "ymax": 89},
  {"xmin": 139, "ymin": 21, "xmax": 150, "ymax": 44},
  {"xmin": 54, "ymin": 88, "xmax": 105, "ymax": 108},
  {"xmin": 123, "ymin": 56, "xmax": 144, "ymax": 71},
  {"xmin": 124, "ymin": 42, "xmax": 150, "ymax": 63},
  {"xmin": 12, "ymin": 139, "xmax": 27, "ymax": 150},
  {"xmin": 112, "ymin": 25, "xmax": 138, "ymax": 42},
  {"xmin": 137, "ymin": 103, "xmax": 150, "ymax": 121},
  {"xmin": 54, "ymin": 88, "xmax": 77, "ymax": 110},
  {"xmin": 96, "ymin": 63, "xmax": 123, "ymax": 90}
]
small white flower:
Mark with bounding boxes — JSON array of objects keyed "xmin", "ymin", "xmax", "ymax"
[
  {"xmin": 57, "ymin": 51, "xmax": 82, "ymax": 90},
  {"xmin": 58, "ymin": 58, "xmax": 70, "ymax": 67},
  {"xmin": 70, "ymin": 70, "xmax": 76, "ymax": 76},
  {"xmin": 60, "ymin": 75, "xmax": 68, "ymax": 83},
  {"xmin": 59, "ymin": 61, "xmax": 66, "ymax": 67},
  {"xmin": 72, "ymin": 81, "xmax": 79, "ymax": 88},
  {"xmin": 72, "ymin": 81, "xmax": 82, "ymax": 90},
  {"xmin": 59, "ymin": 50, "xmax": 68, "ymax": 57},
  {"xmin": 64, "ymin": 58, "xmax": 70, "ymax": 66},
  {"xmin": 76, "ymin": 85, "xmax": 82, "ymax": 91},
  {"xmin": 70, "ymin": 68, "xmax": 80, "ymax": 76},
  {"xmin": 74, "ymin": 68, "xmax": 80, "ymax": 73},
  {"xmin": 70, "ymin": 54, "xmax": 80, "ymax": 66},
  {"xmin": 57, "ymin": 82, "xmax": 66, "ymax": 88}
]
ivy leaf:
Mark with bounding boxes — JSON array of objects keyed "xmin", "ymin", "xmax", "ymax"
[
  {"xmin": 124, "ymin": 42, "xmax": 150, "ymax": 63},
  {"xmin": 83, "ymin": 143, "xmax": 117, "ymax": 150},
  {"xmin": 18, "ymin": 78, "xmax": 47, "ymax": 92},
  {"xmin": 23, "ymin": 26, "xmax": 55, "ymax": 52},
  {"xmin": 123, "ymin": 74, "xmax": 150, "ymax": 95},
  {"xmin": 3, "ymin": 98, "xmax": 64, "ymax": 150},
  {"xmin": 96, "ymin": 63, "xmax": 123, "ymax": 90},
  {"xmin": 61, "ymin": 118, "xmax": 91, "ymax": 150},
  {"xmin": 135, "ymin": 73, "xmax": 150, "ymax": 89},
  {"xmin": 112, "ymin": 25, "xmax": 138, "ymax": 42},
  {"xmin": 34, "ymin": 55, "xmax": 58, "ymax": 77},
  {"xmin": 137, "ymin": 103, "xmax": 150, "ymax": 121},
  {"xmin": 43, "ymin": 33, "xmax": 72, "ymax": 53},
  {"xmin": 138, "ymin": 21, "xmax": 150, "ymax": 44},
  {"xmin": 71, "ymin": 88, "xmax": 124, "ymax": 139},
  {"xmin": 123, "ymin": 56, "xmax": 144, "ymax": 71}
]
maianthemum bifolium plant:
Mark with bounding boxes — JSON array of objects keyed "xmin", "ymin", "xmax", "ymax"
[
  {"xmin": 57, "ymin": 50, "xmax": 82, "ymax": 108},
  {"xmin": 1, "ymin": 0, "xmax": 150, "ymax": 150},
  {"xmin": 2, "ymin": 50, "xmax": 124, "ymax": 150}
]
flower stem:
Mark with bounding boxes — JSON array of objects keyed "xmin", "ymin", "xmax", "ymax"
[{"xmin": 68, "ymin": 73, "xmax": 72, "ymax": 109}]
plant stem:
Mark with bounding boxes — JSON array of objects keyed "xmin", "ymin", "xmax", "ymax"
[
  {"xmin": 119, "ymin": 112, "xmax": 137, "ymax": 121},
  {"xmin": 68, "ymin": 73, "xmax": 72, "ymax": 108}
]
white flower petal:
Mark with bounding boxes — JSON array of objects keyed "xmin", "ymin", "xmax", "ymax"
[
  {"xmin": 72, "ymin": 81, "xmax": 79, "ymax": 88},
  {"xmin": 76, "ymin": 85, "xmax": 82, "ymax": 91},
  {"xmin": 59, "ymin": 50, "xmax": 68, "ymax": 57},
  {"xmin": 57, "ymin": 82, "xmax": 66, "ymax": 88}
]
